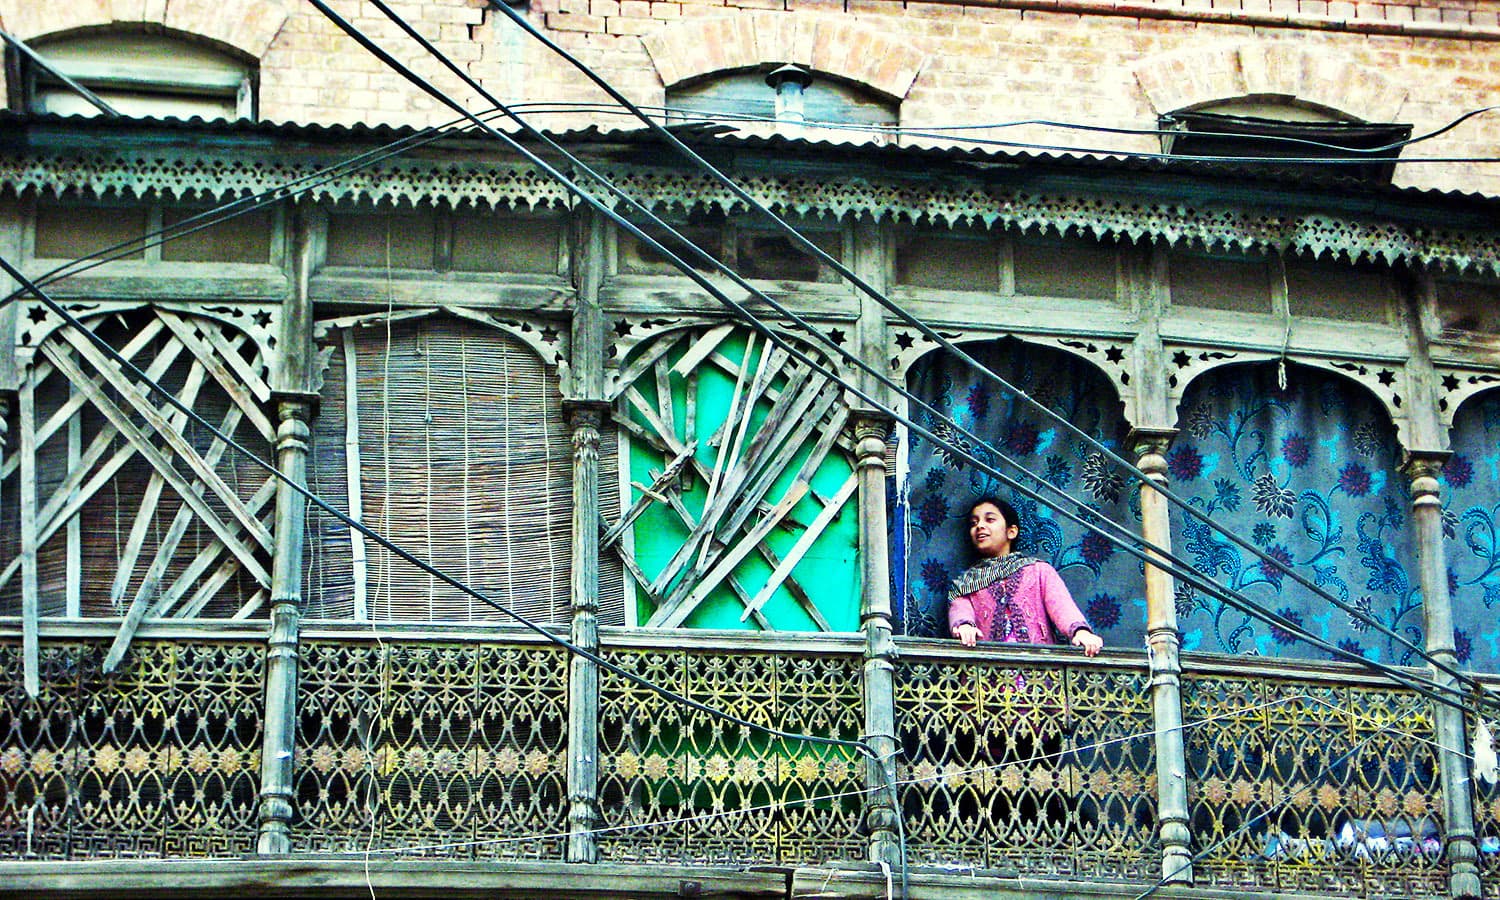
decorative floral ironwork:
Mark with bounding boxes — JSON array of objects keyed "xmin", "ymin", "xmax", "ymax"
[
  {"xmin": 893, "ymin": 649, "xmax": 1157, "ymax": 879},
  {"xmin": 596, "ymin": 645, "xmax": 864, "ymax": 864},
  {"xmin": 293, "ymin": 640, "xmax": 569, "ymax": 859},
  {"xmin": 0, "ymin": 639, "xmax": 262, "ymax": 859},
  {"xmin": 1183, "ymin": 673, "xmax": 1445, "ymax": 896}
]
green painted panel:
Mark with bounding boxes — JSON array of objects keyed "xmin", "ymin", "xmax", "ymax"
[{"xmin": 622, "ymin": 329, "xmax": 860, "ymax": 631}]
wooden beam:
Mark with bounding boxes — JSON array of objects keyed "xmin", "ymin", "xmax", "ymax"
[
  {"xmin": 157, "ymin": 312, "xmax": 275, "ymax": 441},
  {"xmin": 104, "ymin": 356, "xmax": 213, "ymax": 615},
  {"xmin": 342, "ymin": 330, "xmax": 369, "ymax": 621},
  {"xmin": 650, "ymin": 480, "xmax": 809, "ymax": 628},
  {"xmin": 18, "ymin": 376, "xmax": 38, "ymax": 698},
  {"xmin": 739, "ymin": 472, "xmax": 857, "ymax": 624},
  {"xmin": 103, "ymin": 404, "xmax": 248, "ymax": 673},
  {"xmin": 0, "ymin": 321, "xmax": 175, "ymax": 481},
  {"xmin": 154, "ymin": 479, "xmax": 278, "ymax": 618},
  {"xmin": 43, "ymin": 345, "xmax": 271, "ymax": 584},
  {"xmin": 64, "ymin": 387, "xmax": 81, "ymax": 618},
  {"xmin": 600, "ymin": 442, "xmax": 695, "ymax": 550},
  {"xmin": 50, "ymin": 332, "xmax": 275, "ymax": 551}
]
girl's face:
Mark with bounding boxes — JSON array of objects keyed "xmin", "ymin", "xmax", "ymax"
[{"xmin": 969, "ymin": 502, "xmax": 1018, "ymax": 558}]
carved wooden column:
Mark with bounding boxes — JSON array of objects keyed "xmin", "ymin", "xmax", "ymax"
[
  {"xmin": 564, "ymin": 399, "xmax": 607, "ymax": 864},
  {"xmin": 1131, "ymin": 428, "xmax": 1193, "ymax": 884},
  {"xmin": 256, "ymin": 396, "xmax": 314, "ymax": 854},
  {"xmin": 852, "ymin": 411, "xmax": 901, "ymax": 871},
  {"xmin": 1403, "ymin": 451, "xmax": 1482, "ymax": 899},
  {"xmin": 563, "ymin": 204, "xmax": 608, "ymax": 863},
  {"xmin": 257, "ymin": 214, "xmax": 317, "ymax": 854}
]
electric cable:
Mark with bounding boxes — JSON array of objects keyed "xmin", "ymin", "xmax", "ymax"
[
  {"xmin": 0, "ymin": 30, "xmax": 121, "ymax": 118},
  {"xmin": 0, "ymin": 106, "xmax": 521, "ymax": 309},
  {"xmin": 362, "ymin": 0, "xmax": 1489, "ymax": 710},
  {"xmin": 297, "ymin": 0, "xmax": 1494, "ymax": 728},
  {"xmin": 0, "ymin": 249, "xmax": 902, "ymax": 861},
  {"xmin": 482, "ymin": 0, "xmax": 1492, "ymax": 697}
]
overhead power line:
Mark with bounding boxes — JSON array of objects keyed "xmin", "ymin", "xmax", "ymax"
[
  {"xmin": 306, "ymin": 0, "xmax": 1491, "ymax": 726},
  {"xmin": 479, "ymin": 0, "xmax": 1491, "ymax": 698}
]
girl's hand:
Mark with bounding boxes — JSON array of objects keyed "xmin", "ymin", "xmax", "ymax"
[
  {"xmin": 1072, "ymin": 628, "xmax": 1103, "ymax": 657},
  {"xmin": 954, "ymin": 623, "xmax": 980, "ymax": 647}
]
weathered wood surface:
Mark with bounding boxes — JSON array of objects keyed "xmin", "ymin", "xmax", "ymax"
[{"xmin": 0, "ymin": 859, "xmax": 789, "ymax": 899}]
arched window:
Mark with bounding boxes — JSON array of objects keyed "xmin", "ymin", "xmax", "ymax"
[
  {"xmin": 1159, "ymin": 100, "xmax": 1410, "ymax": 183},
  {"xmin": 667, "ymin": 66, "xmax": 896, "ymax": 136},
  {"xmin": 900, "ymin": 339, "xmax": 1141, "ymax": 646},
  {"xmin": 15, "ymin": 30, "xmax": 255, "ymax": 120}
]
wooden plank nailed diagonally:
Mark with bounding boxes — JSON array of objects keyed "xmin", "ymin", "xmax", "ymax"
[
  {"xmin": 18, "ymin": 376, "xmax": 39, "ymax": 698},
  {"xmin": 612, "ymin": 326, "xmax": 853, "ymax": 632},
  {"xmin": 44, "ymin": 347, "xmax": 271, "ymax": 586}
]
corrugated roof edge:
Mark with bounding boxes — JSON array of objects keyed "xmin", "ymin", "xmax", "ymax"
[{"xmin": 0, "ymin": 108, "xmax": 1496, "ymax": 211}]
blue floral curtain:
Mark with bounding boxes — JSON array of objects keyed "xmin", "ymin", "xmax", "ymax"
[
  {"xmin": 1168, "ymin": 364, "xmax": 1421, "ymax": 662},
  {"xmin": 1442, "ymin": 391, "xmax": 1500, "ymax": 673},
  {"xmin": 901, "ymin": 340, "xmax": 1145, "ymax": 647}
]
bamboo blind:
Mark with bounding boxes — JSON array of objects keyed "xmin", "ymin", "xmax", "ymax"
[{"xmin": 306, "ymin": 316, "xmax": 611, "ymax": 626}]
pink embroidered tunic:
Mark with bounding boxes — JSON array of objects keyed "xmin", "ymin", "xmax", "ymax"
[{"xmin": 948, "ymin": 559, "xmax": 1090, "ymax": 645}]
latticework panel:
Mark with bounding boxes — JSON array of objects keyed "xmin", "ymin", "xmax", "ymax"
[
  {"xmin": 1183, "ymin": 674, "xmax": 1446, "ymax": 897},
  {"xmin": 0, "ymin": 638, "xmax": 262, "ymax": 859},
  {"xmin": 597, "ymin": 646, "xmax": 865, "ymax": 865},
  {"xmin": 894, "ymin": 652, "xmax": 1157, "ymax": 880},
  {"xmin": 294, "ymin": 640, "xmax": 568, "ymax": 859}
]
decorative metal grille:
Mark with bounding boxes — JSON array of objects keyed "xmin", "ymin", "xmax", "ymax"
[
  {"xmin": 0, "ymin": 638, "xmax": 263, "ymax": 859},
  {"xmin": 293, "ymin": 639, "xmax": 568, "ymax": 859},
  {"xmin": 597, "ymin": 644, "xmax": 865, "ymax": 864},
  {"xmin": 893, "ymin": 649, "xmax": 1157, "ymax": 879},
  {"xmin": 1183, "ymin": 673, "xmax": 1446, "ymax": 897}
]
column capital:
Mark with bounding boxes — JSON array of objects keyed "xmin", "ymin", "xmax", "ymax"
[
  {"xmin": 846, "ymin": 409, "xmax": 893, "ymax": 457},
  {"xmin": 1127, "ymin": 426, "xmax": 1178, "ymax": 459},
  {"xmin": 268, "ymin": 389, "xmax": 320, "ymax": 421},
  {"xmin": 1400, "ymin": 449, "xmax": 1450, "ymax": 485},
  {"xmin": 562, "ymin": 397, "xmax": 610, "ymax": 429}
]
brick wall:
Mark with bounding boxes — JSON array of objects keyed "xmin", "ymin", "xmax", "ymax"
[{"xmin": 1, "ymin": 0, "xmax": 1498, "ymax": 194}]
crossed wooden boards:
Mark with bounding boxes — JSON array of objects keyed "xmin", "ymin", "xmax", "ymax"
[
  {"xmin": 5, "ymin": 309, "xmax": 274, "ymax": 696},
  {"xmin": 605, "ymin": 325, "xmax": 856, "ymax": 631}
]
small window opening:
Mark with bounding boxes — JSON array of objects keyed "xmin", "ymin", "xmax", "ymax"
[
  {"xmin": 15, "ymin": 31, "xmax": 255, "ymax": 120},
  {"xmin": 1159, "ymin": 101, "xmax": 1410, "ymax": 183}
]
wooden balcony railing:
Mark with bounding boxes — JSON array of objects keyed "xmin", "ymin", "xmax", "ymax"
[{"xmin": 0, "ymin": 628, "xmax": 1475, "ymax": 899}]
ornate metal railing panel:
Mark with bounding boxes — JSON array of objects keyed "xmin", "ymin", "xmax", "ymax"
[
  {"xmin": 893, "ymin": 646, "xmax": 1157, "ymax": 880},
  {"xmin": 0, "ymin": 638, "xmax": 262, "ymax": 859},
  {"xmin": 1474, "ymin": 683, "xmax": 1500, "ymax": 899},
  {"xmin": 293, "ymin": 638, "xmax": 569, "ymax": 859},
  {"xmin": 1183, "ymin": 670, "xmax": 1446, "ymax": 897},
  {"xmin": 596, "ymin": 642, "xmax": 865, "ymax": 865}
]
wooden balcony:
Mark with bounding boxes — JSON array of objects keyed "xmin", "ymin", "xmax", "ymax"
[{"xmin": 0, "ymin": 626, "xmax": 1480, "ymax": 899}]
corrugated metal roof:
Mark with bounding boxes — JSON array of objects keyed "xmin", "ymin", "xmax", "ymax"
[{"xmin": 1, "ymin": 108, "xmax": 1496, "ymax": 210}]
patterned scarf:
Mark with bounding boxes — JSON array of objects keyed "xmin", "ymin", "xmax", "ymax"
[{"xmin": 947, "ymin": 553, "xmax": 1040, "ymax": 602}]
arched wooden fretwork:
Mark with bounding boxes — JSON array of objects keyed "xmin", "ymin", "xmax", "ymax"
[{"xmin": 0, "ymin": 305, "xmax": 278, "ymax": 690}]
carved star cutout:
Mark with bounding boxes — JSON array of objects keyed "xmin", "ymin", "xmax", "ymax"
[
  {"xmin": 27, "ymin": 306, "xmax": 47, "ymax": 324},
  {"xmin": 893, "ymin": 332, "xmax": 915, "ymax": 351},
  {"xmin": 1104, "ymin": 346, "xmax": 1125, "ymax": 364},
  {"xmin": 1172, "ymin": 350, "xmax": 1191, "ymax": 369},
  {"xmin": 251, "ymin": 310, "xmax": 273, "ymax": 329},
  {"xmin": 613, "ymin": 320, "xmax": 633, "ymax": 337},
  {"xmin": 1441, "ymin": 373, "xmax": 1461, "ymax": 393},
  {"xmin": 540, "ymin": 325, "xmax": 560, "ymax": 344},
  {"xmin": 828, "ymin": 328, "xmax": 846, "ymax": 346},
  {"xmin": 1376, "ymin": 369, "xmax": 1396, "ymax": 387}
]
